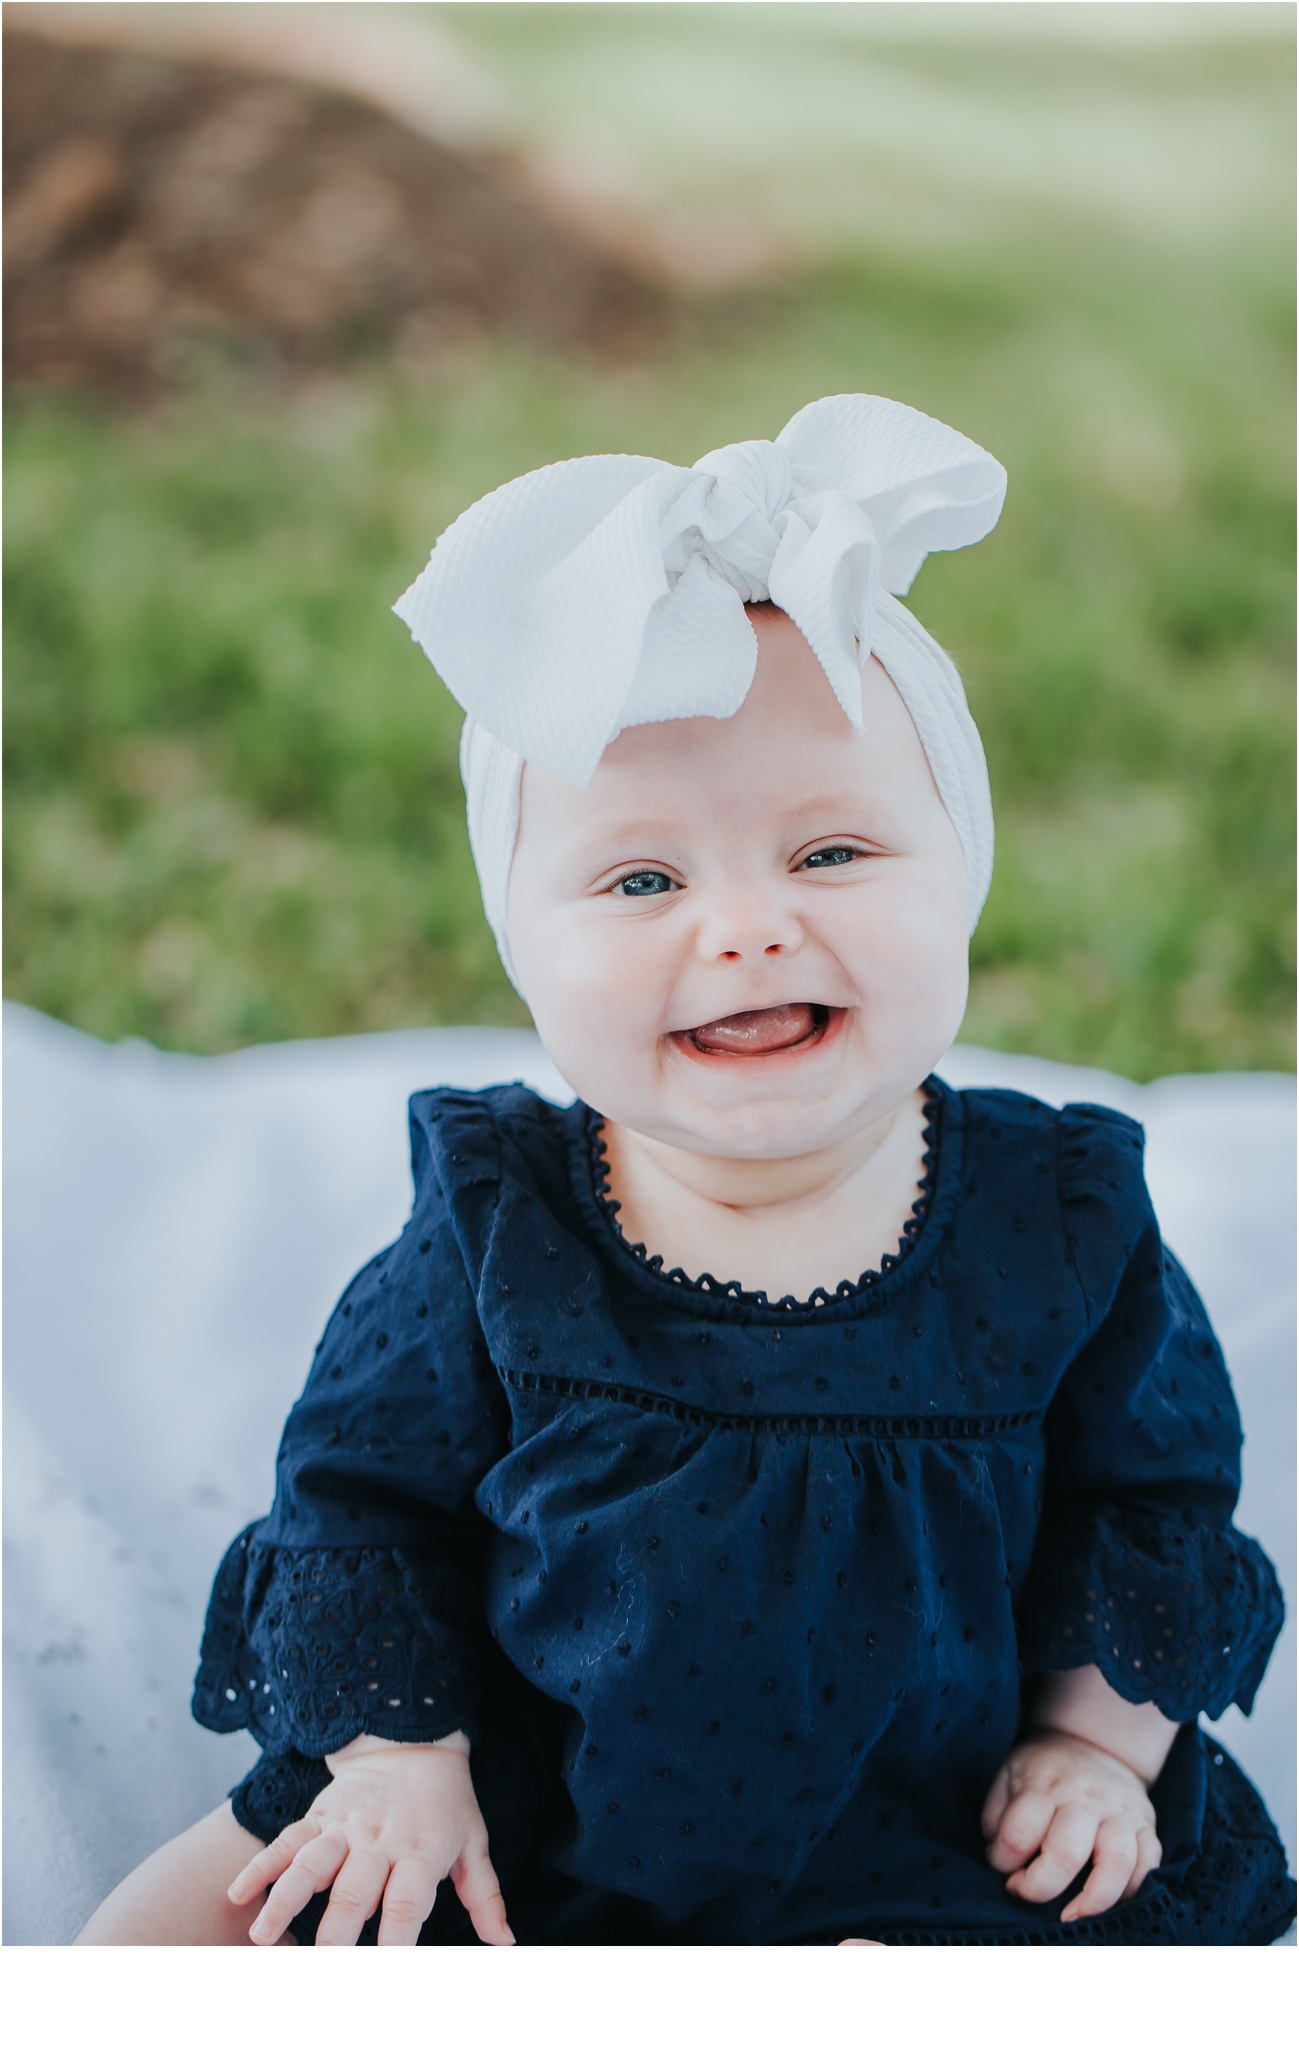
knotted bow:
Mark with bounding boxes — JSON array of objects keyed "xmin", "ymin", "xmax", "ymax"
[{"xmin": 394, "ymin": 394, "xmax": 1006, "ymax": 785}]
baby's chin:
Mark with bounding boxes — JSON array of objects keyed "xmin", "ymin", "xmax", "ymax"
[
  {"xmin": 599, "ymin": 1054, "xmax": 929, "ymax": 1162},
  {"xmin": 648, "ymin": 1087, "xmax": 904, "ymax": 1161}
]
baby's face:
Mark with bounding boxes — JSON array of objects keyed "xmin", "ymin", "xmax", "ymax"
[{"xmin": 506, "ymin": 608, "xmax": 970, "ymax": 1160}]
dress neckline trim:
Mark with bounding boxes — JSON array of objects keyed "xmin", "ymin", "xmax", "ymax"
[{"xmin": 581, "ymin": 1082, "xmax": 944, "ymax": 1312}]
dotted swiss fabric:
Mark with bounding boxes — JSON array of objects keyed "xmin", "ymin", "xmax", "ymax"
[{"xmin": 195, "ymin": 1079, "xmax": 1293, "ymax": 1945}]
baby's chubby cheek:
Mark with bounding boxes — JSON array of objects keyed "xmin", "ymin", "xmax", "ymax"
[
  {"xmin": 874, "ymin": 883, "xmax": 970, "ymax": 1060},
  {"xmin": 507, "ymin": 910, "xmax": 667, "ymax": 1106}
]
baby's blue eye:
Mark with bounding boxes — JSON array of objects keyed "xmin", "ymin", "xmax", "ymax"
[
  {"xmin": 614, "ymin": 870, "xmax": 677, "ymax": 897},
  {"xmin": 801, "ymin": 846, "xmax": 858, "ymax": 869}
]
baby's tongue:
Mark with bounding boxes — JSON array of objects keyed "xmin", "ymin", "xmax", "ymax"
[{"xmin": 690, "ymin": 1003, "xmax": 816, "ymax": 1055}]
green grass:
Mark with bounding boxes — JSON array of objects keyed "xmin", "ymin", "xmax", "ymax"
[{"xmin": 4, "ymin": 14, "xmax": 1294, "ymax": 1076}]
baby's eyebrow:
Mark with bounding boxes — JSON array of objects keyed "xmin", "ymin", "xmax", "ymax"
[
  {"xmin": 779, "ymin": 795, "xmax": 877, "ymax": 826},
  {"xmin": 558, "ymin": 819, "xmax": 686, "ymax": 863},
  {"xmin": 556, "ymin": 795, "xmax": 881, "ymax": 863}
]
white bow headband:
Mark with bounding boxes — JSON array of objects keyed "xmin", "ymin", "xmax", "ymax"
[{"xmin": 395, "ymin": 394, "xmax": 1006, "ymax": 990}]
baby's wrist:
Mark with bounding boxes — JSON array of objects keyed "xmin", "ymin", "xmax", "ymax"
[
  {"xmin": 327, "ymin": 1728, "xmax": 471, "ymax": 1770},
  {"xmin": 1027, "ymin": 1666, "xmax": 1179, "ymax": 1786},
  {"xmin": 1022, "ymin": 1720, "xmax": 1154, "ymax": 1786}
]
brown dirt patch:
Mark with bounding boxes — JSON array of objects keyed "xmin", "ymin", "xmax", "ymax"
[{"xmin": 3, "ymin": 27, "xmax": 672, "ymax": 400}]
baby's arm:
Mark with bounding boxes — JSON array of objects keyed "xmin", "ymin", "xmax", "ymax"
[
  {"xmin": 981, "ymin": 1663, "xmax": 1177, "ymax": 1924},
  {"xmin": 228, "ymin": 1731, "xmax": 513, "ymax": 1947}
]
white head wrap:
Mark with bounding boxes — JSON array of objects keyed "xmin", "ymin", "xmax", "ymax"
[{"xmin": 394, "ymin": 394, "xmax": 1006, "ymax": 991}]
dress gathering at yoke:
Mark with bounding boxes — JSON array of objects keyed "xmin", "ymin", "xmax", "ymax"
[{"xmin": 193, "ymin": 1077, "xmax": 1295, "ymax": 1945}]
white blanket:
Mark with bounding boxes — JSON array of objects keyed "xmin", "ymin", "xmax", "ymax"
[{"xmin": 3, "ymin": 1002, "xmax": 1293, "ymax": 1944}]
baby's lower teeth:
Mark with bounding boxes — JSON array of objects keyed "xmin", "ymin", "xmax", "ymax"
[{"xmin": 691, "ymin": 1003, "xmax": 817, "ymax": 1054}]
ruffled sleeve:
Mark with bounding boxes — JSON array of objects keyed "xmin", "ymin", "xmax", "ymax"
[
  {"xmin": 1017, "ymin": 1102, "xmax": 1284, "ymax": 1724},
  {"xmin": 192, "ymin": 1091, "xmax": 510, "ymax": 1756}
]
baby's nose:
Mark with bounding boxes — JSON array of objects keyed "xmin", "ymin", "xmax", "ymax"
[{"xmin": 701, "ymin": 886, "xmax": 802, "ymax": 961}]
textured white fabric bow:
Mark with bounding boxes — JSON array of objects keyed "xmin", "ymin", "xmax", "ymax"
[{"xmin": 394, "ymin": 394, "xmax": 1007, "ymax": 983}]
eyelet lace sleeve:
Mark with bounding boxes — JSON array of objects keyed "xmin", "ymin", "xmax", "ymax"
[
  {"xmin": 1018, "ymin": 1102, "xmax": 1285, "ymax": 1723},
  {"xmin": 193, "ymin": 1526, "xmax": 489, "ymax": 1751},
  {"xmin": 192, "ymin": 1090, "xmax": 510, "ymax": 1758},
  {"xmin": 1017, "ymin": 1498, "xmax": 1282, "ymax": 1723}
]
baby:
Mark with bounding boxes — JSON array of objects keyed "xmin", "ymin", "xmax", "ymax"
[{"xmin": 79, "ymin": 396, "xmax": 1292, "ymax": 1946}]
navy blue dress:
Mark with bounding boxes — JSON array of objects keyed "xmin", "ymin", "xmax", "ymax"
[{"xmin": 193, "ymin": 1080, "xmax": 1294, "ymax": 1944}]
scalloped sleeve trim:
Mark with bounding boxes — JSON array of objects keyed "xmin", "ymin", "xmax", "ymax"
[
  {"xmin": 192, "ymin": 1524, "xmax": 485, "ymax": 1755},
  {"xmin": 1017, "ymin": 1500, "xmax": 1284, "ymax": 1723}
]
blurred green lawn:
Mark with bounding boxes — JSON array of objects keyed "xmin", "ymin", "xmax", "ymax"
[{"xmin": 4, "ymin": 7, "xmax": 1294, "ymax": 1077}]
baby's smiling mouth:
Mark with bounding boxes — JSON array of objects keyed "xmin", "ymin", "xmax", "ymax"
[{"xmin": 684, "ymin": 1002, "xmax": 831, "ymax": 1057}]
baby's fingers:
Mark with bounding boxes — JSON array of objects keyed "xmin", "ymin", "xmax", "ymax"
[
  {"xmin": 377, "ymin": 1857, "xmax": 440, "ymax": 1946},
  {"xmin": 452, "ymin": 1837, "xmax": 515, "ymax": 1946},
  {"xmin": 1121, "ymin": 1826, "xmax": 1162, "ymax": 1903},
  {"xmin": 1004, "ymin": 1802, "xmax": 1097, "ymax": 1904},
  {"xmin": 314, "ymin": 1851, "xmax": 392, "ymax": 1947},
  {"xmin": 985, "ymin": 1790, "xmax": 1054, "ymax": 1874},
  {"xmin": 249, "ymin": 1827, "xmax": 347, "ymax": 1945},
  {"xmin": 1059, "ymin": 1816, "xmax": 1138, "ymax": 1923},
  {"xmin": 980, "ymin": 1765, "xmax": 1012, "ymax": 1844},
  {"xmin": 228, "ymin": 1815, "xmax": 322, "ymax": 1905}
]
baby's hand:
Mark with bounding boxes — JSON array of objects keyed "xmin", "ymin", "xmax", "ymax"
[
  {"xmin": 981, "ymin": 1729, "xmax": 1162, "ymax": 1924},
  {"xmin": 227, "ymin": 1731, "xmax": 513, "ymax": 1946}
]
